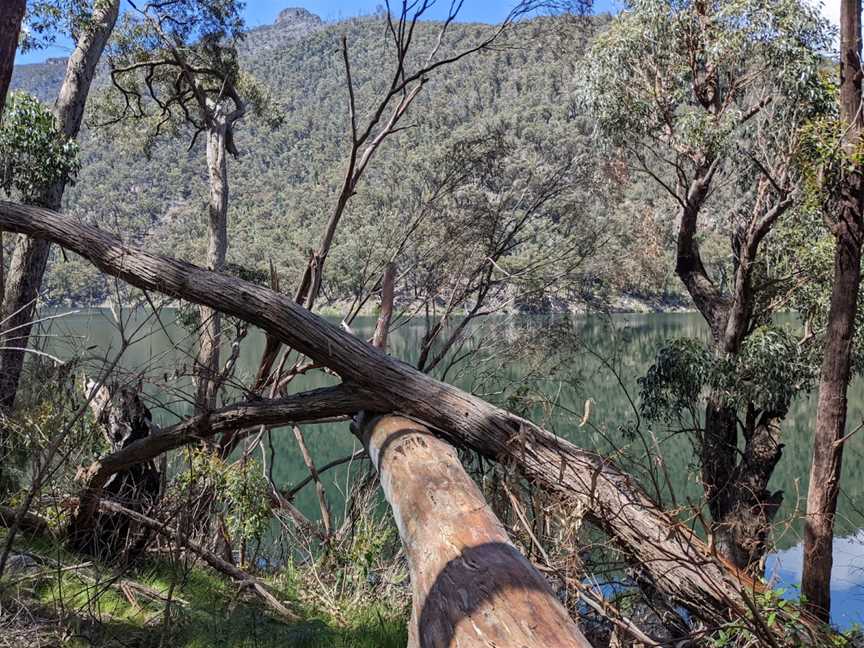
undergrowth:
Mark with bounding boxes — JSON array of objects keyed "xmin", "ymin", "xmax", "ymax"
[{"xmin": 0, "ymin": 531, "xmax": 408, "ymax": 648}]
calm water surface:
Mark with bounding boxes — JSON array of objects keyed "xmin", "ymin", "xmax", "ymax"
[{"xmin": 40, "ymin": 309, "xmax": 864, "ymax": 628}]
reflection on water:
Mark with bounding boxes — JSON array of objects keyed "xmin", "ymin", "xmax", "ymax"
[
  {"xmin": 768, "ymin": 532, "xmax": 864, "ymax": 629},
  {"xmin": 40, "ymin": 308, "xmax": 864, "ymax": 628}
]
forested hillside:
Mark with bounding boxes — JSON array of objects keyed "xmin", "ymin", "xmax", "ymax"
[{"xmin": 10, "ymin": 8, "xmax": 685, "ymax": 310}]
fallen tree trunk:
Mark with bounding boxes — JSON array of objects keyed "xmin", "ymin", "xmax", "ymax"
[
  {"xmin": 359, "ymin": 414, "xmax": 590, "ymax": 648},
  {"xmin": 0, "ymin": 505, "xmax": 49, "ymax": 536},
  {"xmin": 73, "ymin": 384, "xmax": 372, "ymax": 534},
  {"xmin": 0, "ymin": 200, "xmax": 779, "ymax": 623}
]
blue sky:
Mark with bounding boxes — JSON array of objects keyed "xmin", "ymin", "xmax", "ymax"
[
  {"xmin": 15, "ymin": 0, "xmax": 840, "ymax": 66},
  {"xmin": 16, "ymin": 0, "xmax": 622, "ymax": 64}
]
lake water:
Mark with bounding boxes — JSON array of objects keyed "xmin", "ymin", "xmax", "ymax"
[{"xmin": 39, "ymin": 309, "xmax": 864, "ymax": 628}]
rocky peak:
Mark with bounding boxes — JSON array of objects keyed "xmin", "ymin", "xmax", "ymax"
[{"xmin": 275, "ymin": 7, "xmax": 322, "ymax": 25}]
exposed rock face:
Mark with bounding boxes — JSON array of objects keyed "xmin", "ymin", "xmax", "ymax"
[{"xmin": 275, "ymin": 7, "xmax": 322, "ymax": 25}]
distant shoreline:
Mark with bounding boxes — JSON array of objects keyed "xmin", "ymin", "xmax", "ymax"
[{"xmin": 47, "ymin": 293, "xmax": 695, "ymax": 317}]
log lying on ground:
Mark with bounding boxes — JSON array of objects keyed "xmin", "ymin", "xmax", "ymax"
[
  {"xmin": 73, "ymin": 384, "xmax": 372, "ymax": 533},
  {"xmin": 0, "ymin": 201, "xmax": 767, "ymax": 622},
  {"xmin": 0, "ymin": 505, "xmax": 49, "ymax": 535},
  {"xmin": 359, "ymin": 414, "xmax": 591, "ymax": 648}
]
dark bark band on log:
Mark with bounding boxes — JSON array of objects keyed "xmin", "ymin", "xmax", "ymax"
[
  {"xmin": 358, "ymin": 414, "xmax": 591, "ymax": 648},
  {"xmin": 0, "ymin": 200, "xmax": 775, "ymax": 622}
]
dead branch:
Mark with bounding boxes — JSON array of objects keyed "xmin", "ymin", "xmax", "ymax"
[
  {"xmin": 95, "ymin": 500, "xmax": 299, "ymax": 622},
  {"xmin": 71, "ymin": 384, "xmax": 374, "ymax": 536}
]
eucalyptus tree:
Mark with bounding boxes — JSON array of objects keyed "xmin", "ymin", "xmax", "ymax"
[
  {"xmin": 580, "ymin": 0, "xmax": 833, "ymax": 572},
  {"xmin": 799, "ymin": 0, "xmax": 864, "ymax": 623},
  {"xmin": 0, "ymin": 0, "xmax": 120, "ymax": 413},
  {"xmin": 101, "ymin": 0, "xmax": 278, "ymax": 414},
  {"xmin": 0, "ymin": 91, "xmax": 81, "ymax": 489}
]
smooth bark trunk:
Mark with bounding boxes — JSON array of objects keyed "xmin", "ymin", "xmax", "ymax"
[
  {"xmin": 194, "ymin": 115, "xmax": 229, "ymax": 414},
  {"xmin": 0, "ymin": 0, "xmax": 119, "ymax": 412},
  {"xmin": 359, "ymin": 414, "xmax": 591, "ymax": 648},
  {"xmin": 801, "ymin": 0, "xmax": 864, "ymax": 623}
]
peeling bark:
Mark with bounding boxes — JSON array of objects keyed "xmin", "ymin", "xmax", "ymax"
[{"xmin": 195, "ymin": 111, "xmax": 230, "ymax": 414}]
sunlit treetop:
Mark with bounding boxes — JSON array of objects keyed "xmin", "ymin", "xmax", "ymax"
[
  {"xmin": 579, "ymin": 0, "xmax": 835, "ymax": 162},
  {"xmin": 21, "ymin": 0, "xmax": 104, "ymax": 51},
  {"xmin": 95, "ymin": 0, "xmax": 279, "ymax": 155}
]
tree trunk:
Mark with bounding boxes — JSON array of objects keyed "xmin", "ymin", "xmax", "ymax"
[
  {"xmin": 702, "ymin": 400, "xmax": 785, "ymax": 573},
  {"xmin": 801, "ymin": 217, "xmax": 862, "ymax": 623},
  {"xmin": 0, "ymin": 0, "xmax": 23, "ymax": 303},
  {"xmin": 0, "ymin": 0, "xmax": 25, "ymax": 118},
  {"xmin": 801, "ymin": 0, "xmax": 864, "ymax": 623},
  {"xmin": 358, "ymin": 414, "xmax": 591, "ymax": 648},
  {"xmin": 0, "ymin": 0, "xmax": 120, "ymax": 412},
  {"xmin": 0, "ymin": 200, "xmax": 823, "ymax": 633},
  {"xmin": 194, "ymin": 114, "xmax": 229, "ymax": 414},
  {"xmin": 674, "ymin": 167, "xmax": 787, "ymax": 574},
  {"xmin": 68, "ymin": 383, "xmax": 160, "ymax": 557},
  {"xmin": 701, "ymin": 398, "xmax": 739, "ymax": 556}
]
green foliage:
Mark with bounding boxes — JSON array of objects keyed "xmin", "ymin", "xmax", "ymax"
[
  {"xmin": 580, "ymin": 0, "xmax": 832, "ymax": 153},
  {"xmin": 12, "ymin": 14, "xmax": 663, "ymax": 309},
  {"xmin": 1, "ymin": 360, "xmax": 103, "ymax": 495},
  {"xmin": 110, "ymin": 0, "xmax": 245, "ymax": 55},
  {"xmin": 579, "ymin": 0, "xmax": 837, "ymax": 320},
  {"xmin": 0, "ymin": 91, "xmax": 80, "ymax": 203},
  {"xmin": 771, "ymin": 85, "xmax": 864, "ymax": 375},
  {"xmin": 175, "ymin": 450, "xmax": 272, "ymax": 543},
  {"xmin": 640, "ymin": 326, "xmax": 814, "ymax": 422},
  {"xmin": 332, "ymin": 515, "xmax": 397, "ymax": 582},
  {"xmin": 733, "ymin": 326, "xmax": 814, "ymax": 412},
  {"xmin": 639, "ymin": 338, "xmax": 711, "ymax": 423},
  {"xmin": 21, "ymin": 0, "xmax": 110, "ymax": 53},
  {"xmin": 96, "ymin": 0, "xmax": 282, "ymax": 159},
  {"xmin": 706, "ymin": 584, "xmax": 850, "ymax": 647},
  {"xmin": 6, "ymin": 529, "xmax": 407, "ymax": 648}
]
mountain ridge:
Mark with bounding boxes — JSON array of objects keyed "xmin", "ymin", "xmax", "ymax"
[{"xmin": 7, "ymin": 11, "xmax": 681, "ymax": 311}]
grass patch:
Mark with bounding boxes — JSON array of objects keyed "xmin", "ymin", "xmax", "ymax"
[{"xmin": 0, "ymin": 531, "xmax": 408, "ymax": 647}]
